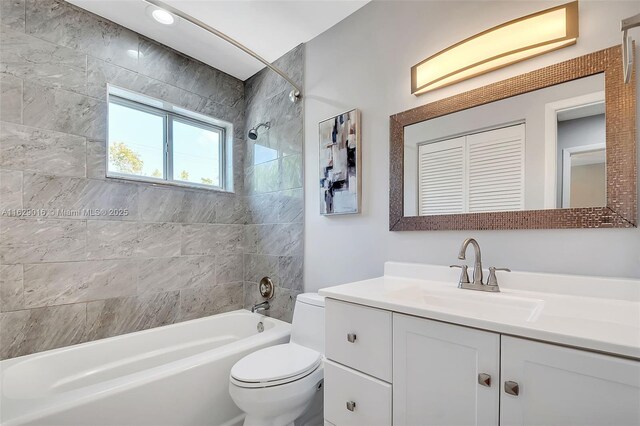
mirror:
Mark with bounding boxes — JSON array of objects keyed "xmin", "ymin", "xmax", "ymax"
[
  {"xmin": 403, "ymin": 74, "xmax": 605, "ymax": 216},
  {"xmin": 390, "ymin": 46, "xmax": 636, "ymax": 230}
]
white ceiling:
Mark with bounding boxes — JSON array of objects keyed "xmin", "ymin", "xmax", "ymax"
[{"xmin": 67, "ymin": 0, "xmax": 369, "ymax": 80}]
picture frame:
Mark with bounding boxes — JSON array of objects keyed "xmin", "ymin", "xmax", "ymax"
[{"xmin": 319, "ymin": 109, "xmax": 361, "ymax": 215}]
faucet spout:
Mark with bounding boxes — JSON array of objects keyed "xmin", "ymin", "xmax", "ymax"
[
  {"xmin": 251, "ymin": 301, "xmax": 270, "ymax": 314},
  {"xmin": 458, "ymin": 238, "xmax": 483, "ymax": 285}
]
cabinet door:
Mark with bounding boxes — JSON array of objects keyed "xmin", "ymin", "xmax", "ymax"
[
  {"xmin": 500, "ymin": 336, "xmax": 640, "ymax": 426},
  {"xmin": 393, "ymin": 313, "xmax": 500, "ymax": 426}
]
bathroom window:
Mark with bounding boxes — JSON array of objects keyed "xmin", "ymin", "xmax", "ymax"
[{"xmin": 107, "ymin": 87, "xmax": 232, "ymax": 191}]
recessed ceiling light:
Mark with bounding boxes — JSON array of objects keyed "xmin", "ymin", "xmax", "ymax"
[{"xmin": 151, "ymin": 8, "xmax": 175, "ymax": 25}]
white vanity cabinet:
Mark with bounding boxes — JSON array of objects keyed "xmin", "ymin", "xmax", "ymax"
[
  {"xmin": 393, "ymin": 313, "xmax": 500, "ymax": 426},
  {"xmin": 324, "ymin": 299, "xmax": 640, "ymax": 426},
  {"xmin": 500, "ymin": 336, "xmax": 640, "ymax": 426}
]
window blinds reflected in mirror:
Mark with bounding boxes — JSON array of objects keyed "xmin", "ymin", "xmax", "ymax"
[{"xmin": 418, "ymin": 124, "xmax": 525, "ymax": 215}]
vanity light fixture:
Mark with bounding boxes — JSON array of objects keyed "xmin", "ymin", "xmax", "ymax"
[{"xmin": 411, "ymin": 1, "xmax": 579, "ymax": 95}]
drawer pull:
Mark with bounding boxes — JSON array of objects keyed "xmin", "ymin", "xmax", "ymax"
[
  {"xmin": 504, "ymin": 381, "xmax": 519, "ymax": 396},
  {"xmin": 346, "ymin": 401, "xmax": 356, "ymax": 412},
  {"xmin": 347, "ymin": 333, "xmax": 357, "ymax": 343},
  {"xmin": 477, "ymin": 373, "xmax": 491, "ymax": 387}
]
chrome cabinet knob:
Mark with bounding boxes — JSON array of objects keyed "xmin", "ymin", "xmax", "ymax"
[
  {"xmin": 504, "ymin": 380, "xmax": 520, "ymax": 396},
  {"xmin": 346, "ymin": 401, "xmax": 356, "ymax": 412},
  {"xmin": 347, "ymin": 333, "xmax": 357, "ymax": 343},
  {"xmin": 478, "ymin": 373, "xmax": 491, "ymax": 387}
]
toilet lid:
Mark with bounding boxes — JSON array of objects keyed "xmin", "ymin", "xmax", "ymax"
[{"xmin": 230, "ymin": 343, "xmax": 321, "ymax": 385}]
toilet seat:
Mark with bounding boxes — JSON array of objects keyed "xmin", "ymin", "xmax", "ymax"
[{"xmin": 230, "ymin": 343, "xmax": 321, "ymax": 388}]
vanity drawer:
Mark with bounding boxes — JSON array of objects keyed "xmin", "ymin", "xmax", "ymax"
[
  {"xmin": 324, "ymin": 360, "xmax": 392, "ymax": 426},
  {"xmin": 325, "ymin": 299, "xmax": 392, "ymax": 381}
]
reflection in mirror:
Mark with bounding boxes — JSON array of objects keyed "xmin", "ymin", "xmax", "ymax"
[
  {"xmin": 403, "ymin": 73, "xmax": 605, "ymax": 216},
  {"xmin": 557, "ymin": 104, "xmax": 606, "ymax": 208}
]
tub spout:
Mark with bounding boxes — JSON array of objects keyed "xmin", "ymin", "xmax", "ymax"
[{"xmin": 251, "ymin": 301, "xmax": 270, "ymax": 314}]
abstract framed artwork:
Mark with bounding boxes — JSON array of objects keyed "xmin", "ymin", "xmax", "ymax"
[{"xmin": 319, "ymin": 109, "xmax": 361, "ymax": 215}]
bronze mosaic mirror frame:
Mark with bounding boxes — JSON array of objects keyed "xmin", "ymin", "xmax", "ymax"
[{"xmin": 390, "ymin": 46, "xmax": 637, "ymax": 231}]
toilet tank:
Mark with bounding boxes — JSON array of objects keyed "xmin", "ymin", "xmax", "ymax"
[{"xmin": 290, "ymin": 293, "xmax": 325, "ymax": 354}]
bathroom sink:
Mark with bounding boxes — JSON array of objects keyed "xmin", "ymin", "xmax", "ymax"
[
  {"xmin": 384, "ymin": 284, "xmax": 545, "ymax": 323},
  {"xmin": 319, "ymin": 262, "xmax": 640, "ymax": 359}
]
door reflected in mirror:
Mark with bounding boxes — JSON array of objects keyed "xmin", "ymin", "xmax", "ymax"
[
  {"xmin": 403, "ymin": 73, "xmax": 606, "ymax": 216},
  {"xmin": 557, "ymin": 104, "xmax": 606, "ymax": 208}
]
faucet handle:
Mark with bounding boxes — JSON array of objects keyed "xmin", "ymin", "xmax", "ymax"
[
  {"xmin": 450, "ymin": 265, "xmax": 470, "ymax": 288},
  {"xmin": 487, "ymin": 267, "xmax": 511, "ymax": 286}
]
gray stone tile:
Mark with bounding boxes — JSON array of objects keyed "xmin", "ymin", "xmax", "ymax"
[
  {"xmin": 181, "ymin": 223, "xmax": 244, "ymax": 255},
  {"xmin": 281, "ymin": 154, "xmax": 303, "ymax": 190},
  {"xmin": 86, "ymin": 57, "xmax": 204, "ymax": 112},
  {"xmin": 137, "ymin": 38, "xmax": 191, "ymax": 88},
  {"xmin": 245, "ymin": 159, "xmax": 280, "ymax": 195},
  {"xmin": 86, "ymin": 220, "xmax": 137, "ymax": 260},
  {"xmin": 85, "ymin": 291, "xmax": 179, "ymax": 340},
  {"xmin": 254, "ymin": 223, "xmax": 303, "ymax": 256},
  {"xmin": 246, "ymin": 89, "xmax": 302, "ymax": 160},
  {"xmin": 214, "ymin": 194, "xmax": 246, "ymax": 224},
  {"xmin": 23, "ymin": 82, "xmax": 106, "ymax": 139},
  {"xmin": 137, "ymin": 256, "xmax": 215, "ymax": 295},
  {"xmin": 0, "ymin": 304, "xmax": 86, "ymax": 359},
  {"xmin": 279, "ymin": 256, "xmax": 303, "ymax": 291},
  {"xmin": 232, "ymin": 137, "xmax": 245, "ymax": 194},
  {"xmin": 244, "ymin": 253, "xmax": 278, "ymax": 285},
  {"xmin": 245, "ymin": 44, "xmax": 304, "ymax": 107},
  {"xmin": 1, "ymin": 27, "xmax": 87, "ymax": 94},
  {"xmin": 86, "ymin": 140, "xmax": 106, "ymax": 179},
  {"xmin": 1, "ymin": 0, "xmax": 25, "ymax": 31},
  {"xmin": 179, "ymin": 282, "xmax": 243, "ymax": 321},
  {"xmin": 0, "ymin": 73, "xmax": 22, "ymax": 123},
  {"xmin": 138, "ymin": 38, "xmax": 243, "ymax": 108},
  {"xmin": 246, "ymin": 189, "xmax": 303, "ymax": 224},
  {"xmin": 138, "ymin": 185, "xmax": 218, "ymax": 224},
  {"xmin": 135, "ymin": 222, "xmax": 181, "ymax": 258},
  {"xmin": 198, "ymin": 99, "xmax": 245, "ymax": 139},
  {"xmin": 246, "ymin": 193, "xmax": 279, "ymax": 224},
  {"xmin": 0, "ymin": 264, "xmax": 24, "ymax": 312},
  {"xmin": 0, "ymin": 122, "xmax": 86, "ymax": 177},
  {"xmin": 243, "ymin": 224, "xmax": 258, "ymax": 254},
  {"xmin": 278, "ymin": 188, "xmax": 303, "ymax": 223},
  {"xmin": 0, "ymin": 217, "xmax": 86, "ymax": 264},
  {"xmin": 23, "ymin": 173, "xmax": 138, "ymax": 220},
  {"xmin": 216, "ymin": 253, "xmax": 243, "ymax": 284},
  {"xmin": 0, "ymin": 169, "xmax": 22, "ymax": 209},
  {"xmin": 25, "ymin": 0, "xmax": 139, "ymax": 71},
  {"xmin": 23, "ymin": 259, "xmax": 136, "ymax": 308}
]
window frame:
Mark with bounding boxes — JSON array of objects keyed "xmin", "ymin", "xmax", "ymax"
[{"xmin": 106, "ymin": 93, "xmax": 229, "ymax": 192}]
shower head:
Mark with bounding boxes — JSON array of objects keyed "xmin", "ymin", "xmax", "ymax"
[{"xmin": 248, "ymin": 122, "xmax": 270, "ymax": 140}]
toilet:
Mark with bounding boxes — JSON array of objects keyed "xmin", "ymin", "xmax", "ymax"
[{"xmin": 229, "ymin": 293, "xmax": 326, "ymax": 426}]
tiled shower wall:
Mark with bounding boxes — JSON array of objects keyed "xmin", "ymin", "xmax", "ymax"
[
  {"xmin": 0, "ymin": 0, "xmax": 304, "ymax": 360},
  {"xmin": 243, "ymin": 45, "xmax": 304, "ymax": 323}
]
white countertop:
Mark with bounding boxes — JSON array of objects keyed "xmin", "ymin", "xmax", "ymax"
[{"xmin": 319, "ymin": 262, "xmax": 640, "ymax": 360}]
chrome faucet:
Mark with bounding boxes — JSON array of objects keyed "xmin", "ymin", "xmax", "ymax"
[
  {"xmin": 451, "ymin": 238, "xmax": 509, "ymax": 292},
  {"xmin": 458, "ymin": 238, "xmax": 483, "ymax": 285},
  {"xmin": 251, "ymin": 301, "xmax": 270, "ymax": 313}
]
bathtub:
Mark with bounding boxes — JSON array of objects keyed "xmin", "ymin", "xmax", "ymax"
[{"xmin": 0, "ymin": 310, "xmax": 291, "ymax": 426}]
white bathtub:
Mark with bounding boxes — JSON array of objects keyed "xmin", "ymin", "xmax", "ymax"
[{"xmin": 0, "ymin": 310, "xmax": 291, "ymax": 426}]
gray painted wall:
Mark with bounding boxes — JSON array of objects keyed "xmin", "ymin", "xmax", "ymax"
[
  {"xmin": 304, "ymin": 0, "xmax": 640, "ymax": 292},
  {"xmin": 0, "ymin": 0, "xmax": 303, "ymax": 359}
]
